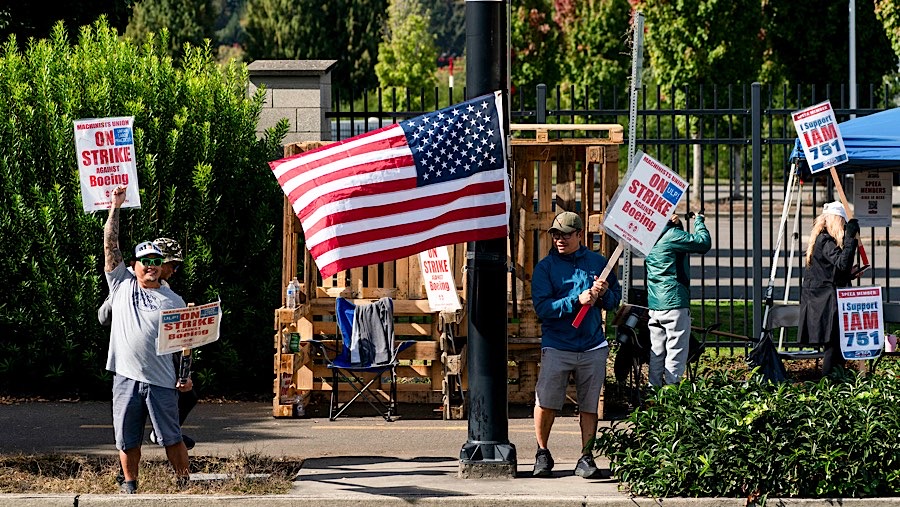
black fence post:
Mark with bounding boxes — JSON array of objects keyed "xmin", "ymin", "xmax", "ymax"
[
  {"xmin": 751, "ymin": 82, "xmax": 763, "ymax": 342},
  {"xmin": 536, "ymin": 84, "xmax": 547, "ymax": 124}
]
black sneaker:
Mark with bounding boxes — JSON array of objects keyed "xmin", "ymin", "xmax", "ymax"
[
  {"xmin": 533, "ymin": 448, "xmax": 554, "ymax": 477},
  {"xmin": 119, "ymin": 480, "xmax": 137, "ymax": 494},
  {"xmin": 574, "ymin": 454, "xmax": 604, "ymax": 479},
  {"xmin": 115, "ymin": 466, "xmax": 125, "ymax": 486}
]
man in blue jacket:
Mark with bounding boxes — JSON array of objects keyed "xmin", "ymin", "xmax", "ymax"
[
  {"xmin": 645, "ymin": 213, "xmax": 711, "ymax": 387},
  {"xmin": 531, "ymin": 211, "xmax": 622, "ymax": 479}
]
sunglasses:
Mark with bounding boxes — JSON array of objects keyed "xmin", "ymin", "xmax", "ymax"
[
  {"xmin": 550, "ymin": 232, "xmax": 575, "ymax": 240},
  {"xmin": 139, "ymin": 257, "xmax": 165, "ymax": 267}
]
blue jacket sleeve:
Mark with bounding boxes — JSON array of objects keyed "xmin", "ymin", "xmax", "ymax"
[{"xmin": 532, "ymin": 259, "xmax": 578, "ymax": 319}]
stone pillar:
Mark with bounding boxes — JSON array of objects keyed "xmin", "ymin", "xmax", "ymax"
[{"xmin": 247, "ymin": 60, "xmax": 338, "ymax": 145}]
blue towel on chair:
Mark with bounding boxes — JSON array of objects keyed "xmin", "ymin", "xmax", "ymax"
[{"xmin": 350, "ymin": 297, "xmax": 394, "ymax": 366}]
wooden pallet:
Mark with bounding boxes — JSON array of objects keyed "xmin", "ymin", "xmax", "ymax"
[
  {"xmin": 510, "ymin": 123, "xmax": 624, "ymax": 144},
  {"xmin": 274, "ymin": 127, "xmax": 622, "ymax": 420}
]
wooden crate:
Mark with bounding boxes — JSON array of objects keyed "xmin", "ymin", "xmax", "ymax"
[{"xmin": 274, "ymin": 126, "xmax": 622, "ymax": 419}]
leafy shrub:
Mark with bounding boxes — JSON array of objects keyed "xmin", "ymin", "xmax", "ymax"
[
  {"xmin": 0, "ymin": 19, "xmax": 288, "ymax": 397},
  {"xmin": 595, "ymin": 365, "xmax": 900, "ymax": 499}
]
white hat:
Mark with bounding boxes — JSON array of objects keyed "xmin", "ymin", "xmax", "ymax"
[
  {"xmin": 822, "ymin": 201, "xmax": 848, "ymax": 221},
  {"xmin": 134, "ymin": 240, "xmax": 164, "ymax": 259}
]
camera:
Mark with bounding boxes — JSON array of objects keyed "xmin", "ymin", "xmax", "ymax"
[{"xmin": 616, "ymin": 312, "xmax": 641, "ymax": 345}]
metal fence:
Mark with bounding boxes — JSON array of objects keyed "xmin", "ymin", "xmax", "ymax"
[{"xmin": 328, "ymin": 83, "xmax": 900, "ymax": 347}]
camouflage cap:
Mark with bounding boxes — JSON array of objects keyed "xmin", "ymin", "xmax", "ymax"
[{"xmin": 152, "ymin": 237, "xmax": 183, "ymax": 263}]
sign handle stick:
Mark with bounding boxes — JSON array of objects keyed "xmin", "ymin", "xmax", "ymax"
[
  {"xmin": 830, "ymin": 167, "xmax": 869, "ymax": 265},
  {"xmin": 178, "ymin": 302, "xmax": 194, "ymax": 385},
  {"xmin": 178, "ymin": 348, "xmax": 192, "ymax": 384},
  {"xmin": 572, "ymin": 243, "xmax": 624, "ymax": 328}
]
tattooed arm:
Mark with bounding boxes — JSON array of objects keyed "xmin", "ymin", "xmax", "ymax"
[{"xmin": 104, "ymin": 186, "xmax": 126, "ymax": 273}]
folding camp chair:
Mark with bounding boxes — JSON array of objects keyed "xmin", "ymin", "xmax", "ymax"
[
  {"xmin": 312, "ymin": 297, "xmax": 414, "ymax": 421},
  {"xmin": 769, "ymin": 302, "xmax": 823, "ymax": 364}
]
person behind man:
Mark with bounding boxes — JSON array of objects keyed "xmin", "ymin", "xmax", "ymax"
[
  {"xmin": 104, "ymin": 186, "xmax": 191, "ymax": 493},
  {"xmin": 644, "ymin": 212, "xmax": 711, "ymax": 387},
  {"xmin": 798, "ymin": 201, "xmax": 860, "ymax": 375},
  {"xmin": 530, "ymin": 211, "xmax": 622, "ymax": 478}
]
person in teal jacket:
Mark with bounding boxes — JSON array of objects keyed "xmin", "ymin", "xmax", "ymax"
[
  {"xmin": 530, "ymin": 211, "xmax": 622, "ymax": 479},
  {"xmin": 645, "ymin": 213, "xmax": 711, "ymax": 386}
]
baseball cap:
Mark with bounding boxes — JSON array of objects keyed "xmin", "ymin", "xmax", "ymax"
[
  {"xmin": 134, "ymin": 240, "xmax": 164, "ymax": 259},
  {"xmin": 152, "ymin": 237, "xmax": 183, "ymax": 263},
  {"xmin": 548, "ymin": 212, "xmax": 583, "ymax": 234},
  {"xmin": 822, "ymin": 201, "xmax": 848, "ymax": 221}
]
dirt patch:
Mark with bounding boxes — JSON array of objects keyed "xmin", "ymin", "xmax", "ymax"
[{"xmin": 0, "ymin": 453, "xmax": 302, "ymax": 495}]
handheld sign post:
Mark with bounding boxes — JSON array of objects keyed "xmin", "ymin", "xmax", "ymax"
[
  {"xmin": 791, "ymin": 101, "xmax": 869, "ymax": 270},
  {"xmin": 572, "ymin": 151, "xmax": 688, "ymax": 327},
  {"xmin": 157, "ymin": 301, "xmax": 222, "ymax": 382},
  {"xmin": 837, "ymin": 286, "xmax": 884, "ymax": 361},
  {"xmin": 73, "ymin": 117, "xmax": 141, "ymax": 212}
]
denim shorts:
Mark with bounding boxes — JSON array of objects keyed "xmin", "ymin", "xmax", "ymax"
[
  {"xmin": 112, "ymin": 374, "xmax": 182, "ymax": 450},
  {"xmin": 535, "ymin": 346, "xmax": 609, "ymax": 413}
]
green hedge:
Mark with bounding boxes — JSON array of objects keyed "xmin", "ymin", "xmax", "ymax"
[
  {"xmin": 595, "ymin": 365, "xmax": 900, "ymax": 499},
  {"xmin": 0, "ymin": 19, "xmax": 288, "ymax": 397}
]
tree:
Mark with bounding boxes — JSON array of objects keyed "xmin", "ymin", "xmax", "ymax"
[
  {"xmin": 763, "ymin": 0, "xmax": 896, "ymax": 89},
  {"xmin": 0, "ymin": 0, "xmax": 133, "ymax": 46},
  {"xmin": 346, "ymin": 0, "xmax": 389, "ymax": 89},
  {"xmin": 375, "ymin": 0, "xmax": 438, "ymax": 91},
  {"xmin": 639, "ymin": 0, "xmax": 763, "ymax": 88},
  {"xmin": 125, "ymin": 0, "xmax": 220, "ymax": 59},
  {"xmin": 876, "ymin": 0, "xmax": 900, "ymax": 60},
  {"xmin": 558, "ymin": 0, "xmax": 632, "ymax": 92},
  {"xmin": 243, "ymin": 0, "xmax": 384, "ymax": 89},
  {"xmin": 510, "ymin": 0, "xmax": 562, "ymax": 93},
  {"xmin": 430, "ymin": 0, "xmax": 465, "ymax": 60}
]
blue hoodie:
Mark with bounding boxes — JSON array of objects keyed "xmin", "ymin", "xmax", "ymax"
[{"xmin": 531, "ymin": 245, "xmax": 622, "ymax": 352}]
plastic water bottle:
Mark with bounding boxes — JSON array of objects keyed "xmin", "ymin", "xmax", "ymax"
[{"xmin": 285, "ymin": 279, "xmax": 297, "ymax": 308}]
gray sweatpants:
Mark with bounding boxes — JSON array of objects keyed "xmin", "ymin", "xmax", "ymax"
[{"xmin": 647, "ymin": 308, "xmax": 692, "ymax": 387}]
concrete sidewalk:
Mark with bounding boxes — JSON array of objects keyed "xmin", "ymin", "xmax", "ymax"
[{"xmin": 0, "ymin": 400, "xmax": 897, "ymax": 506}]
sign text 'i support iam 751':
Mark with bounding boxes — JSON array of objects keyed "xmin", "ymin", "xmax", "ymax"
[{"xmin": 792, "ymin": 100, "xmax": 848, "ymax": 174}]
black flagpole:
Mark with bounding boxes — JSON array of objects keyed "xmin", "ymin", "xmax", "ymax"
[{"xmin": 458, "ymin": 0, "xmax": 516, "ymax": 479}]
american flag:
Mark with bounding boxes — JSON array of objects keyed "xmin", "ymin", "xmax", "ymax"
[{"xmin": 269, "ymin": 91, "xmax": 510, "ymax": 278}]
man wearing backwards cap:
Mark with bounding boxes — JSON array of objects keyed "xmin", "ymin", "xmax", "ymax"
[
  {"xmin": 103, "ymin": 186, "xmax": 190, "ymax": 493},
  {"xmin": 798, "ymin": 201, "xmax": 860, "ymax": 374},
  {"xmin": 531, "ymin": 211, "xmax": 622, "ymax": 479}
]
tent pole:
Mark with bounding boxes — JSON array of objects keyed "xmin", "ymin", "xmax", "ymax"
[
  {"xmin": 766, "ymin": 162, "xmax": 799, "ymax": 293},
  {"xmin": 779, "ymin": 173, "xmax": 804, "ymax": 350},
  {"xmin": 760, "ymin": 161, "xmax": 798, "ymax": 342}
]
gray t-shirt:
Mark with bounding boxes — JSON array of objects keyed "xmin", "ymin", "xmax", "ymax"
[{"xmin": 105, "ymin": 263, "xmax": 186, "ymax": 387}]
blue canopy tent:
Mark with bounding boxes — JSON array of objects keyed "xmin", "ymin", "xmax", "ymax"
[{"xmin": 790, "ymin": 107, "xmax": 900, "ymax": 175}]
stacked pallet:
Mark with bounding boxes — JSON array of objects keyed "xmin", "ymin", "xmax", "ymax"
[{"xmin": 273, "ymin": 125, "xmax": 623, "ymax": 419}]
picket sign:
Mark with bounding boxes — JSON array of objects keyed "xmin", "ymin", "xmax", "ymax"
[{"xmin": 572, "ymin": 151, "xmax": 688, "ymax": 328}]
